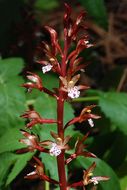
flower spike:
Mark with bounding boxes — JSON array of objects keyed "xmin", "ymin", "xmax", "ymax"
[{"xmin": 18, "ymin": 3, "xmax": 109, "ymax": 190}]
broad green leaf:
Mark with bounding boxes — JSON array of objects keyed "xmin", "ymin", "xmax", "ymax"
[
  {"xmin": 79, "ymin": 0, "xmax": 108, "ymax": 28},
  {"xmin": 0, "ymin": 128, "xmax": 26, "ymax": 153},
  {"xmin": 120, "ymin": 175, "xmax": 127, "ymax": 190},
  {"xmin": 6, "ymin": 152, "xmax": 34, "ymax": 185},
  {"xmin": 99, "ymin": 92, "xmax": 127, "ymax": 134},
  {"xmin": 0, "ymin": 152, "xmax": 16, "ymax": 187},
  {"xmin": 0, "ymin": 152, "xmax": 33, "ymax": 188},
  {"xmin": 40, "ymin": 153, "xmax": 59, "ymax": 180},
  {"xmin": 0, "ymin": 58, "xmax": 26, "ymax": 134},
  {"xmin": 0, "ymin": 58, "xmax": 24, "ymax": 80},
  {"xmin": 34, "ymin": 0, "xmax": 58, "ymax": 10},
  {"xmin": 0, "ymin": 79, "xmax": 26, "ymax": 132},
  {"xmin": 76, "ymin": 157, "xmax": 121, "ymax": 190},
  {"xmin": 41, "ymin": 73, "xmax": 59, "ymax": 90}
]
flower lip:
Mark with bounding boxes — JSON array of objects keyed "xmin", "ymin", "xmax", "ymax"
[
  {"xmin": 42, "ymin": 64, "xmax": 53, "ymax": 73},
  {"xmin": 68, "ymin": 86, "xmax": 80, "ymax": 98},
  {"xmin": 49, "ymin": 143, "xmax": 62, "ymax": 156},
  {"xmin": 88, "ymin": 118, "xmax": 94, "ymax": 127}
]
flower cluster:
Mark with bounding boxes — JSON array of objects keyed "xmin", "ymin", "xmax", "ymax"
[
  {"xmin": 60, "ymin": 74, "xmax": 89, "ymax": 99},
  {"xmin": 18, "ymin": 3, "xmax": 109, "ymax": 190},
  {"xmin": 69, "ymin": 162, "xmax": 109, "ymax": 188},
  {"xmin": 40, "ymin": 131, "xmax": 70, "ymax": 157},
  {"xmin": 64, "ymin": 105, "xmax": 101, "ymax": 129}
]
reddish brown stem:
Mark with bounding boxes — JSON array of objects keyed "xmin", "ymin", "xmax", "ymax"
[
  {"xmin": 56, "ymin": 36, "xmax": 69, "ymax": 189},
  {"xmin": 57, "ymin": 90, "xmax": 67, "ymax": 190}
]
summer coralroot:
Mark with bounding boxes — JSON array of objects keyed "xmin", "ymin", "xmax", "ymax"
[{"xmin": 18, "ymin": 3, "xmax": 109, "ymax": 190}]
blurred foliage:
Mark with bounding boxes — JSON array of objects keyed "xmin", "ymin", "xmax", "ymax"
[
  {"xmin": 34, "ymin": 0, "xmax": 58, "ymax": 11},
  {"xmin": 79, "ymin": 0, "xmax": 108, "ymax": 28}
]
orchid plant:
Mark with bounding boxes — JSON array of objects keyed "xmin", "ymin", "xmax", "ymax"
[{"xmin": 18, "ymin": 3, "xmax": 109, "ymax": 190}]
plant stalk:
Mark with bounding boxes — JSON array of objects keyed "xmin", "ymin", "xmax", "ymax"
[
  {"xmin": 57, "ymin": 90, "xmax": 67, "ymax": 190},
  {"xmin": 56, "ymin": 37, "xmax": 68, "ymax": 190},
  {"xmin": 45, "ymin": 181, "xmax": 50, "ymax": 190}
]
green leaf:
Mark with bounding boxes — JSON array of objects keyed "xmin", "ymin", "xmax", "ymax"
[
  {"xmin": 99, "ymin": 92, "xmax": 127, "ymax": 134},
  {"xmin": 0, "ymin": 58, "xmax": 26, "ymax": 134},
  {"xmin": 6, "ymin": 152, "xmax": 34, "ymax": 185},
  {"xmin": 120, "ymin": 175, "xmax": 127, "ymax": 190},
  {"xmin": 0, "ymin": 128, "xmax": 26, "ymax": 154},
  {"xmin": 0, "ymin": 152, "xmax": 16, "ymax": 187},
  {"xmin": 34, "ymin": 0, "xmax": 58, "ymax": 11},
  {"xmin": 41, "ymin": 73, "xmax": 59, "ymax": 91},
  {"xmin": 40, "ymin": 153, "xmax": 59, "ymax": 180},
  {"xmin": 0, "ymin": 152, "xmax": 33, "ymax": 187},
  {"xmin": 0, "ymin": 80, "xmax": 26, "ymax": 132},
  {"xmin": 79, "ymin": 0, "xmax": 108, "ymax": 28},
  {"xmin": 76, "ymin": 157, "xmax": 121, "ymax": 190},
  {"xmin": 0, "ymin": 58, "xmax": 24, "ymax": 80}
]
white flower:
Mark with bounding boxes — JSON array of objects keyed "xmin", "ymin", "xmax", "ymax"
[
  {"xmin": 26, "ymin": 171, "xmax": 36, "ymax": 176},
  {"xmin": 84, "ymin": 40, "xmax": 93, "ymax": 48},
  {"xmin": 68, "ymin": 86, "xmax": 80, "ymax": 99},
  {"xmin": 42, "ymin": 64, "xmax": 53, "ymax": 73},
  {"xmin": 49, "ymin": 143, "xmax": 61, "ymax": 156},
  {"xmin": 88, "ymin": 118, "xmax": 94, "ymax": 127},
  {"xmin": 90, "ymin": 177, "xmax": 99, "ymax": 185}
]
